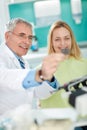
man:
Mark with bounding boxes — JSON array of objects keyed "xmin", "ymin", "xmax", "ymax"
[{"xmin": 0, "ymin": 18, "xmax": 65, "ymax": 114}]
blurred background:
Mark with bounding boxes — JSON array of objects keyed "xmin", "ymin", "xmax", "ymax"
[{"xmin": 0, "ymin": 1, "xmax": 87, "ymax": 130}]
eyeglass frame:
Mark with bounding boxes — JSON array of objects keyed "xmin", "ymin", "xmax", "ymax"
[{"xmin": 9, "ymin": 31, "xmax": 35, "ymax": 41}]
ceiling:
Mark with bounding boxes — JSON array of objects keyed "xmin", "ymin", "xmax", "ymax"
[{"xmin": 7, "ymin": 0, "xmax": 35, "ymax": 4}]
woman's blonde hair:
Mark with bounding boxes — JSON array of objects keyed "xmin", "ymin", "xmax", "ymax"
[{"xmin": 47, "ymin": 21, "xmax": 81, "ymax": 59}]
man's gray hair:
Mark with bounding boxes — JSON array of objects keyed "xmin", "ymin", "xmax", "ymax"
[{"xmin": 6, "ymin": 18, "xmax": 32, "ymax": 31}]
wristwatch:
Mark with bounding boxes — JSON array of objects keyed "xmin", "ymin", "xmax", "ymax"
[
  {"xmin": 38, "ymin": 69, "xmax": 54, "ymax": 82},
  {"xmin": 38, "ymin": 69, "xmax": 44, "ymax": 81}
]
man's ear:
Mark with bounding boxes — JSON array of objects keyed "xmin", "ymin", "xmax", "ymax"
[{"xmin": 5, "ymin": 31, "xmax": 10, "ymax": 40}]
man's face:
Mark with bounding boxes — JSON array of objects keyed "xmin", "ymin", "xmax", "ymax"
[{"xmin": 5, "ymin": 23, "xmax": 33, "ymax": 56}]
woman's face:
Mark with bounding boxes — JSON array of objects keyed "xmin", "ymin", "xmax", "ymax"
[{"xmin": 52, "ymin": 27, "xmax": 72, "ymax": 53}]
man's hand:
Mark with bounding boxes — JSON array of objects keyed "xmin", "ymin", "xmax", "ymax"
[{"xmin": 36, "ymin": 53, "xmax": 67, "ymax": 82}]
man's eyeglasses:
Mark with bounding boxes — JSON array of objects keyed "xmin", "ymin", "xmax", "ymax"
[{"xmin": 10, "ymin": 31, "xmax": 35, "ymax": 41}]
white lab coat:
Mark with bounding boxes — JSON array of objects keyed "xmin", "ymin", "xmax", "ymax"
[{"xmin": 0, "ymin": 43, "xmax": 55, "ymax": 114}]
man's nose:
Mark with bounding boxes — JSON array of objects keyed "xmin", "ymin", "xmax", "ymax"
[{"xmin": 24, "ymin": 37, "xmax": 31, "ymax": 45}]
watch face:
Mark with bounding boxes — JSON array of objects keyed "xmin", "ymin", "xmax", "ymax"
[{"xmin": 40, "ymin": 75, "xmax": 44, "ymax": 80}]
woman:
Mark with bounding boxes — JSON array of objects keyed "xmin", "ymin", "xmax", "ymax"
[{"xmin": 40, "ymin": 21, "xmax": 87, "ymax": 108}]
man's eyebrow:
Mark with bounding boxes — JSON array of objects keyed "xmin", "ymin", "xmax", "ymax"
[
  {"xmin": 19, "ymin": 33, "xmax": 33, "ymax": 36},
  {"xmin": 18, "ymin": 32, "xmax": 26, "ymax": 35}
]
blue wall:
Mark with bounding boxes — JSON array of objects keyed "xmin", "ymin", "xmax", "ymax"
[{"xmin": 8, "ymin": 0, "xmax": 87, "ymax": 48}]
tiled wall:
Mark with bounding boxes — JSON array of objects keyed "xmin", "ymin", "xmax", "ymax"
[{"xmin": 9, "ymin": 0, "xmax": 87, "ymax": 48}]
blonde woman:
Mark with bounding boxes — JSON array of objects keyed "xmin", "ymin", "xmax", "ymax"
[{"xmin": 40, "ymin": 21, "xmax": 87, "ymax": 108}]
